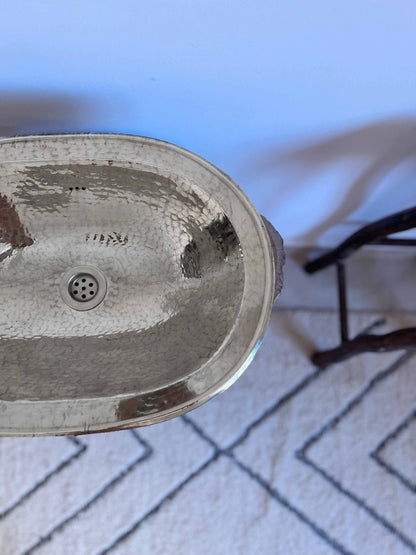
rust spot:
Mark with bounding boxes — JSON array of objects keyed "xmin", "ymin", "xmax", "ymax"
[
  {"xmin": 116, "ymin": 383, "xmax": 194, "ymax": 421},
  {"xmin": 108, "ymin": 160, "xmax": 113, "ymax": 166},
  {"xmin": 68, "ymin": 425, "xmax": 129, "ymax": 436},
  {"xmin": 117, "ymin": 396, "xmax": 144, "ymax": 420},
  {"xmin": 91, "ymin": 162, "xmax": 97, "ymax": 166}
]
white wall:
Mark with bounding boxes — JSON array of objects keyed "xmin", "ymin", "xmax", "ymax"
[{"xmin": 1, "ymin": 1, "xmax": 416, "ymax": 246}]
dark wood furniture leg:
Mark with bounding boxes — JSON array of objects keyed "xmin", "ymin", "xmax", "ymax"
[{"xmin": 304, "ymin": 206, "xmax": 416, "ymax": 368}]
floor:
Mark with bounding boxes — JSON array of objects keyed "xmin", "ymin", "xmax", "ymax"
[{"xmin": 1, "ymin": 249, "xmax": 416, "ymax": 555}]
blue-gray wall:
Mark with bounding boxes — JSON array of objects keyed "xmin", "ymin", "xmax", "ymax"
[{"xmin": 2, "ymin": 1, "xmax": 415, "ymax": 245}]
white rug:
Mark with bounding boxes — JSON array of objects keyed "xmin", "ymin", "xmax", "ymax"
[{"xmin": 1, "ymin": 309, "xmax": 415, "ymax": 555}]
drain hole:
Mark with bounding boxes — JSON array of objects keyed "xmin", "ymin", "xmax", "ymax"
[
  {"xmin": 62, "ymin": 266, "xmax": 107, "ymax": 311},
  {"xmin": 68, "ymin": 273, "xmax": 99, "ymax": 302}
]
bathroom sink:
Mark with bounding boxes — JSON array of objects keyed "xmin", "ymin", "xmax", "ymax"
[{"xmin": 0, "ymin": 134, "xmax": 283, "ymax": 436}]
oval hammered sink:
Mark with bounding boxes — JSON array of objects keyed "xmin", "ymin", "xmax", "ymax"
[{"xmin": 0, "ymin": 134, "xmax": 283, "ymax": 436}]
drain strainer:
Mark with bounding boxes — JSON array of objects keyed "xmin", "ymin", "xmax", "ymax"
[
  {"xmin": 60, "ymin": 265, "xmax": 107, "ymax": 311},
  {"xmin": 69, "ymin": 273, "xmax": 99, "ymax": 302}
]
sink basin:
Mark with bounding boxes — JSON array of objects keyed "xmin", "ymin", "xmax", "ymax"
[{"xmin": 0, "ymin": 134, "xmax": 283, "ymax": 436}]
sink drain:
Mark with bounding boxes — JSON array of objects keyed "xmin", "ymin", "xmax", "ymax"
[
  {"xmin": 69, "ymin": 273, "xmax": 99, "ymax": 302},
  {"xmin": 60, "ymin": 265, "xmax": 107, "ymax": 311}
]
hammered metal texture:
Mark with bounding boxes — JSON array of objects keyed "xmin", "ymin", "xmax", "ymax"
[{"xmin": 0, "ymin": 134, "xmax": 279, "ymax": 436}]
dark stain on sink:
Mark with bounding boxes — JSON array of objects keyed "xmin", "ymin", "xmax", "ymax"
[
  {"xmin": 0, "ymin": 194, "xmax": 34, "ymax": 260},
  {"xmin": 116, "ymin": 382, "xmax": 195, "ymax": 420},
  {"xmin": 180, "ymin": 240, "xmax": 202, "ymax": 279}
]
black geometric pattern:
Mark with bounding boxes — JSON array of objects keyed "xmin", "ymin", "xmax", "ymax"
[
  {"xmin": 372, "ymin": 409, "xmax": 416, "ymax": 495},
  {"xmin": 24, "ymin": 431, "xmax": 152, "ymax": 554},
  {"xmin": 297, "ymin": 352, "xmax": 416, "ymax": 553},
  {"xmin": 0, "ymin": 437, "xmax": 85, "ymax": 521}
]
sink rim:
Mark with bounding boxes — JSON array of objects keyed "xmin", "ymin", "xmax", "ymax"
[{"xmin": 0, "ymin": 133, "xmax": 277, "ymax": 436}]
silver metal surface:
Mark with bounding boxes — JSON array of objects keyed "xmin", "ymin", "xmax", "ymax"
[{"xmin": 0, "ymin": 134, "xmax": 283, "ymax": 436}]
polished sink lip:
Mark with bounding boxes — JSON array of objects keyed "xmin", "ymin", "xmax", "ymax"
[{"xmin": 0, "ymin": 133, "xmax": 276, "ymax": 436}]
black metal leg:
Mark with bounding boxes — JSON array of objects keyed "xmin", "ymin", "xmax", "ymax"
[
  {"xmin": 312, "ymin": 328, "xmax": 416, "ymax": 368},
  {"xmin": 304, "ymin": 205, "xmax": 416, "ymax": 368},
  {"xmin": 305, "ymin": 206, "xmax": 416, "ymax": 274},
  {"xmin": 337, "ymin": 262, "xmax": 348, "ymax": 343}
]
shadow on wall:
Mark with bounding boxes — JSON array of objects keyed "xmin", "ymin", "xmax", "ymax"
[
  {"xmin": 251, "ymin": 117, "xmax": 416, "ymax": 246},
  {"xmin": 0, "ymin": 91, "xmax": 110, "ymax": 136}
]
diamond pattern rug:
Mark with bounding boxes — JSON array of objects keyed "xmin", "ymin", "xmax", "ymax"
[{"xmin": 1, "ymin": 309, "xmax": 415, "ymax": 555}]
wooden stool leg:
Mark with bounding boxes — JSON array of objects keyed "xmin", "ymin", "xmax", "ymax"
[{"xmin": 312, "ymin": 328, "xmax": 416, "ymax": 368}]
